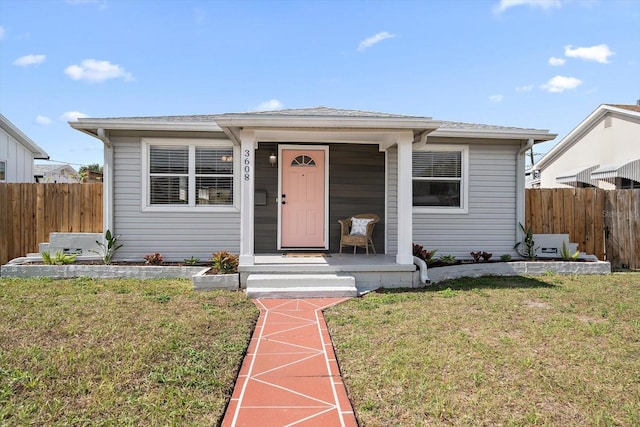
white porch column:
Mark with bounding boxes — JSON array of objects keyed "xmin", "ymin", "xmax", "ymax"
[
  {"xmin": 239, "ymin": 130, "xmax": 257, "ymax": 265},
  {"xmin": 396, "ymin": 133, "xmax": 414, "ymax": 264}
]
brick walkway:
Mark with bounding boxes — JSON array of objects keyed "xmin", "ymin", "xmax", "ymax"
[{"xmin": 221, "ymin": 298, "xmax": 358, "ymax": 427}]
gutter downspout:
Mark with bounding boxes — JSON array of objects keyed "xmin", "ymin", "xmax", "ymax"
[
  {"xmin": 516, "ymin": 138, "xmax": 534, "ymax": 245},
  {"xmin": 97, "ymin": 129, "xmax": 114, "ymax": 235}
]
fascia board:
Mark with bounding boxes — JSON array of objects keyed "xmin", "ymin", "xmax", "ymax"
[
  {"xmin": 430, "ymin": 127, "xmax": 556, "ymax": 142},
  {"xmin": 69, "ymin": 120, "xmax": 224, "ymax": 133}
]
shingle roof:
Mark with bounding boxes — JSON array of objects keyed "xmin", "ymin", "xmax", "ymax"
[
  {"xmin": 439, "ymin": 120, "xmax": 542, "ymax": 132},
  {"xmin": 33, "ymin": 164, "xmax": 77, "ymax": 175},
  {"xmin": 75, "ymin": 107, "xmax": 550, "ymax": 134},
  {"xmin": 222, "ymin": 106, "xmax": 427, "ymax": 119},
  {"xmin": 89, "ymin": 114, "xmax": 219, "ymax": 123},
  {"xmin": 87, "ymin": 107, "xmax": 426, "ymax": 122}
]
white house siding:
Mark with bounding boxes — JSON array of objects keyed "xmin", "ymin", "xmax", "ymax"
[
  {"xmin": 0, "ymin": 126, "xmax": 35, "ymax": 182},
  {"xmin": 540, "ymin": 112, "xmax": 640, "ymax": 189},
  {"xmin": 388, "ymin": 142, "xmax": 519, "ymax": 260},
  {"xmin": 111, "ymin": 136, "xmax": 240, "ymax": 262}
]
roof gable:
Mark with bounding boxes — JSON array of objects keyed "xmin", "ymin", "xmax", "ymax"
[
  {"xmin": 0, "ymin": 114, "xmax": 49, "ymax": 159},
  {"xmin": 534, "ymin": 104, "xmax": 640, "ymax": 170}
]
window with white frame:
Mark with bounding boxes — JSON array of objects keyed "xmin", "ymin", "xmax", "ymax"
[
  {"xmin": 145, "ymin": 140, "xmax": 235, "ymax": 208},
  {"xmin": 412, "ymin": 145, "xmax": 468, "ymax": 211},
  {"xmin": 0, "ymin": 161, "xmax": 5, "ymax": 182}
]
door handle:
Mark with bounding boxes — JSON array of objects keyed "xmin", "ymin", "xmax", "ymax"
[{"xmin": 282, "ymin": 200, "xmax": 287, "ymax": 205}]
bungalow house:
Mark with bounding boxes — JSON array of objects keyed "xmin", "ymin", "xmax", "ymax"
[
  {"xmin": 0, "ymin": 113, "xmax": 49, "ymax": 182},
  {"xmin": 70, "ymin": 107, "xmax": 555, "ymax": 290},
  {"xmin": 532, "ymin": 103, "xmax": 640, "ymax": 189}
]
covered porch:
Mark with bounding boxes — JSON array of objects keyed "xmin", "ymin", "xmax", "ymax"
[{"xmin": 213, "ymin": 107, "xmax": 442, "ymax": 270}]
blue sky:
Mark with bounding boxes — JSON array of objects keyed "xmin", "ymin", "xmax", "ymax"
[{"xmin": 1, "ymin": 0, "xmax": 639, "ymax": 168}]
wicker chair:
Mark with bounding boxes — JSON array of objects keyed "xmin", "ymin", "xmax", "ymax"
[{"xmin": 338, "ymin": 214, "xmax": 380, "ymax": 255}]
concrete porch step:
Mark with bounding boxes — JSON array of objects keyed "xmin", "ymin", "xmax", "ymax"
[{"xmin": 245, "ymin": 273, "xmax": 358, "ymax": 298}]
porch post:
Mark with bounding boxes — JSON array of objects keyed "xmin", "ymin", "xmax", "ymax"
[
  {"xmin": 396, "ymin": 133, "xmax": 413, "ymax": 265},
  {"xmin": 239, "ymin": 130, "xmax": 256, "ymax": 265}
]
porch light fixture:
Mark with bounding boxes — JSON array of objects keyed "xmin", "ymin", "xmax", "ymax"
[{"xmin": 269, "ymin": 152, "xmax": 277, "ymax": 167}]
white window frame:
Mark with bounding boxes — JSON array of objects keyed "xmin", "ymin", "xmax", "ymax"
[
  {"xmin": 412, "ymin": 144, "xmax": 469, "ymax": 214},
  {"xmin": 141, "ymin": 138, "xmax": 239, "ymax": 212},
  {"xmin": 0, "ymin": 160, "xmax": 6, "ymax": 182}
]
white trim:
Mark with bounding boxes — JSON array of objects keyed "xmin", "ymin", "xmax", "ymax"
[
  {"xmin": 383, "ymin": 149, "xmax": 388, "ymax": 255},
  {"xmin": 140, "ymin": 137, "xmax": 239, "ymax": 212},
  {"xmin": 430, "ymin": 127, "xmax": 555, "ymax": 141},
  {"xmin": 412, "ymin": 144, "xmax": 469, "ymax": 214},
  {"xmin": 277, "ymin": 144, "xmax": 330, "ymax": 250},
  {"xmin": 239, "ymin": 131, "xmax": 257, "ymax": 265},
  {"xmin": 396, "ymin": 135, "xmax": 413, "ymax": 264}
]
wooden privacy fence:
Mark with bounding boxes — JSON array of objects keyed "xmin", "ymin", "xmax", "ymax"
[
  {"xmin": 525, "ymin": 188, "xmax": 640, "ymax": 269},
  {"xmin": 0, "ymin": 183, "xmax": 103, "ymax": 265}
]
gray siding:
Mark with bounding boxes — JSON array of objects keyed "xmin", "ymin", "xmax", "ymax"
[
  {"xmin": 386, "ymin": 147, "xmax": 398, "ymax": 254},
  {"xmin": 112, "ymin": 136, "xmax": 240, "ymax": 261},
  {"xmin": 387, "ymin": 142, "xmax": 519, "ymax": 259}
]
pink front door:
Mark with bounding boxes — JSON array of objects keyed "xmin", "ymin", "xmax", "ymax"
[{"xmin": 281, "ymin": 149, "xmax": 326, "ymax": 248}]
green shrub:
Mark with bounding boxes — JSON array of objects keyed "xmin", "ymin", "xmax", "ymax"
[
  {"xmin": 211, "ymin": 251, "xmax": 239, "ymax": 274},
  {"xmin": 41, "ymin": 250, "xmax": 77, "ymax": 265}
]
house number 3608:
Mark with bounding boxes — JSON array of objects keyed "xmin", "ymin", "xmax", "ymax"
[{"xmin": 243, "ymin": 150, "xmax": 251, "ymax": 181}]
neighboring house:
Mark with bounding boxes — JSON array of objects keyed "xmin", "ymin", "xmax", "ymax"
[
  {"xmin": 532, "ymin": 103, "xmax": 640, "ymax": 189},
  {"xmin": 0, "ymin": 114, "xmax": 49, "ymax": 182},
  {"xmin": 70, "ymin": 107, "xmax": 555, "ymax": 268},
  {"xmin": 33, "ymin": 164, "xmax": 80, "ymax": 183}
]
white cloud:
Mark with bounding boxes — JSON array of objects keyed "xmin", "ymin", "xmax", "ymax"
[
  {"xmin": 64, "ymin": 59, "xmax": 133, "ymax": 82},
  {"xmin": 60, "ymin": 111, "xmax": 89, "ymax": 122},
  {"xmin": 489, "ymin": 94, "xmax": 504, "ymax": 103},
  {"xmin": 540, "ymin": 75, "xmax": 582, "ymax": 93},
  {"xmin": 494, "ymin": 0, "xmax": 561, "ymax": 13},
  {"xmin": 358, "ymin": 31, "xmax": 397, "ymax": 51},
  {"xmin": 36, "ymin": 115, "xmax": 52, "ymax": 125},
  {"xmin": 564, "ymin": 44, "xmax": 614, "ymax": 64},
  {"xmin": 252, "ymin": 99, "xmax": 284, "ymax": 112},
  {"xmin": 0, "ymin": 25, "xmax": 5, "ymax": 40},
  {"xmin": 13, "ymin": 54, "xmax": 46, "ymax": 67},
  {"xmin": 516, "ymin": 84, "xmax": 534, "ymax": 92},
  {"xmin": 548, "ymin": 56, "xmax": 566, "ymax": 66}
]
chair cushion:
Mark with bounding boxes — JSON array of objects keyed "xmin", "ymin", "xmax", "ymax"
[{"xmin": 350, "ymin": 217, "xmax": 372, "ymax": 236}]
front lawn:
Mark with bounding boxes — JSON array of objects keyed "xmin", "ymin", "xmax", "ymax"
[
  {"xmin": 326, "ymin": 273, "xmax": 640, "ymax": 426},
  {"xmin": 0, "ymin": 277, "xmax": 258, "ymax": 425}
]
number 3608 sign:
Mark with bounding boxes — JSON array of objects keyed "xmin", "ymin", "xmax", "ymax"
[{"xmin": 243, "ymin": 150, "xmax": 251, "ymax": 181}]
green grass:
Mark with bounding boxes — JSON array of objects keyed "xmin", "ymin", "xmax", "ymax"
[
  {"xmin": 0, "ymin": 277, "xmax": 258, "ymax": 425},
  {"xmin": 326, "ymin": 273, "xmax": 640, "ymax": 426}
]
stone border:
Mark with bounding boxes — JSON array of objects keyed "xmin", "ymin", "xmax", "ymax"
[
  {"xmin": 2, "ymin": 258, "xmax": 611, "ymax": 290},
  {"xmin": 193, "ymin": 270, "xmax": 240, "ymax": 291},
  {"xmin": 1, "ymin": 259, "xmax": 242, "ymax": 291},
  {"xmin": 418, "ymin": 259, "xmax": 611, "ymax": 284},
  {"xmin": 0, "ymin": 263, "xmax": 208, "ymax": 280}
]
